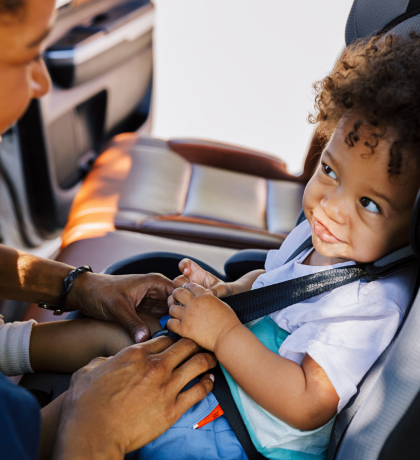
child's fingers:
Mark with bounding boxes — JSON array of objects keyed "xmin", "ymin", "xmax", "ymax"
[
  {"xmin": 167, "ymin": 317, "xmax": 181, "ymax": 335},
  {"xmin": 173, "ymin": 274, "xmax": 190, "ymax": 289},
  {"xmin": 178, "ymin": 258, "xmax": 193, "ymax": 276},
  {"xmin": 169, "ymin": 303, "xmax": 184, "ymax": 320},
  {"xmin": 172, "ymin": 287, "xmax": 194, "ymax": 305},
  {"xmin": 179, "ymin": 259, "xmax": 209, "ymax": 285},
  {"xmin": 181, "ymin": 282, "xmax": 210, "ymax": 297}
]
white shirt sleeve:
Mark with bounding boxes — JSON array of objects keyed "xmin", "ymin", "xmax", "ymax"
[
  {"xmin": 0, "ymin": 317, "xmax": 36, "ymax": 376},
  {"xmin": 278, "ymin": 269, "xmax": 416, "ymax": 412}
]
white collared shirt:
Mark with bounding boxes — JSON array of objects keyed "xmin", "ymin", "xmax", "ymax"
[{"xmin": 253, "ymin": 220, "xmax": 418, "ymax": 412}]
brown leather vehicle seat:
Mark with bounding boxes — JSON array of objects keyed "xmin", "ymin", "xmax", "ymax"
[
  {"xmin": 61, "ymin": 132, "xmax": 321, "ymax": 250},
  {"xmin": 24, "ymin": 132, "xmax": 321, "ymax": 323}
]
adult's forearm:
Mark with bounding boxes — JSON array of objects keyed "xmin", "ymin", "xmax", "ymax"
[
  {"xmin": 0, "ymin": 245, "xmax": 75, "ymax": 304},
  {"xmin": 29, "ymin": 319, "xmax": 133, "ymax": 374}
]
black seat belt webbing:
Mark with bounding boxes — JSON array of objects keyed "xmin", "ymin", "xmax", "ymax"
[
  {"xmin": 211, "ymin": 364, "xmax": 266, "ymax": 460},
  {"xmin": 209, "ymin": 252, "xmax": 367, "ymax": 459},
  {"xmin": 223, "ymin": 265, "xmax": 366, "ymax": 324},
  {"xmin": 167, "ymin": 238, "xmax": 369, "ymax": 459}
]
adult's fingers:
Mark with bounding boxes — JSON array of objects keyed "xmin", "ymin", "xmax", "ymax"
[
  {"xmin": 172, "ymin": 351, "xmax": 216, "ymax": 390},
  {"xmin": 157, "ymin": 337, "xmax": 201, "ymax": 369},
  {"xmin": 137, "ymin": 335, "xmax": 174, "ymax": 355},
  {"xmin": 175, "ymin": 374, "xmax": 215, "ymax": 415}
]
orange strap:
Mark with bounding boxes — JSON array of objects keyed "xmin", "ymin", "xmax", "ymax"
[{"xmin": 193, "ymin": 404, "xmax": 225, "ymax": 429}]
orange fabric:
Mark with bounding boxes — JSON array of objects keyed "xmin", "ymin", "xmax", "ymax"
[
  {"xmin": 193, "ymin": 404, "xmax": 225, "ymax": 429},
  {"xmin": 61, "ymin": 146, "xmax": 133, "ymax": 248}
]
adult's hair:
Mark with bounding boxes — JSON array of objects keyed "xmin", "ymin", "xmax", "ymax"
[
  {"xmin": 309, "ymin": 32, "xmax": 420, "ymax": 175},
  {"xmin": 0, "ymin": 0, "xmax": 25, "ymax": 16}
]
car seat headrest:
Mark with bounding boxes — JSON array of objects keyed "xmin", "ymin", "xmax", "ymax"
[
  {"xmin": 365, "ymin": 188, "xmax": 420, "ymax": 278},
  {"xmin": 346, "ymin": 0, "xmax": 420, "ymax": 46}
]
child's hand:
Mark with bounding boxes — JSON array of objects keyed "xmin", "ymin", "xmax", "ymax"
[
  {"xmin": 174, "ymin": 259, "xmax": 232, "ymax": 298},
  {"xmin": 167, "ymin": 282, "xmax": 241, "ymax": 352}
]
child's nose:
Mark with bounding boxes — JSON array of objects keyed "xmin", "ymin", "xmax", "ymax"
[{"xmin": 320, "ymin": 195, "xmax": 347, "ymax": 224}]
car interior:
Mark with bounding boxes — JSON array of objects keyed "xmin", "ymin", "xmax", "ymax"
[{"xmin": 1, "ymin": 0, "xmax": 420, "ymax": 458}]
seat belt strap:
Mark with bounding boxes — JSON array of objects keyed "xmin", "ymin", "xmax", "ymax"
[
  {"xmin": 209, "ymin": 261, "xmax": 367, "ymax": 459},
  {"xmin": 212, "ymin": 364, "xmax": 266, "ymax": 460},
  {"xmin": 167, "ymin": 241, "xmax": 368, "ymax": 459},
  {"xmin": 222, "ymin": 265, "xmax": 366, "ymax": 323}
]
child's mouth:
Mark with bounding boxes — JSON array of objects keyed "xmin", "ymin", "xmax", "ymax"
[{"xmin": 313, "ymin": 217, "xmax": 343, "ymax": 244}]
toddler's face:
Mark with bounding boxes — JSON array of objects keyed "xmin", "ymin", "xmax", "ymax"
[{"xmin": 303, "ymin": 118, "xmax": 420, "ymax": 263}]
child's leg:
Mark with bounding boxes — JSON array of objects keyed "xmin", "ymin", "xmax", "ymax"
[{"xmin": 126, "ymin": 389, "xmax": 247, "ymax": 460}]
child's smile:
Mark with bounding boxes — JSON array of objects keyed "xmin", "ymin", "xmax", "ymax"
[{"xmin": 303, "ymin": 117, "xmax": 420, "ymax": 264}]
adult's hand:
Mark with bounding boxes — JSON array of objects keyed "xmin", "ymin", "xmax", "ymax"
[
  {"xmin": 54, "ymin": 337, "xmax": 216, "ymax": 460},
  {"xmin": 68, "ymin": 272, "xmax": 174, "ymax": 342}
]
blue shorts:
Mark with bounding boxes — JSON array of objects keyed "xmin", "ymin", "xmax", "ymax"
[{"xmin": 125, "ymin": 386, "xmax": 247, "ymax": 460}]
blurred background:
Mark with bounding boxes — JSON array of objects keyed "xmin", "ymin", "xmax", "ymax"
[{"xmin": 152, "ymin": 0, "xmax": 354, "ymax": 173}]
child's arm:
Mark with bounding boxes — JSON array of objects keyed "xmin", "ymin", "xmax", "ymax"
[
  {"xmin": 174, "ymin": 259, "xmax": 265, "ymax": 297},
  {"xmin": 29, "ymin": 319, "xmax": 134, "ymax": 374},
  {"xmin": 168, "ymin": 283, "xmax": 339, "ymax": 431}
]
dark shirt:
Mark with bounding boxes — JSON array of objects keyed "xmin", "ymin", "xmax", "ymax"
[{"xmin": 0, "ymin": 372, "xmax": 40, "ymax": 459}]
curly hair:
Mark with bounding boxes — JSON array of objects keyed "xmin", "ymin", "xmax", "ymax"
[{"xmin": 309, "ymin": 32, "xmax": 420, "ymax": 175}]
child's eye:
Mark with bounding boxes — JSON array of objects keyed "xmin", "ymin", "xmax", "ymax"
[
  {"xmin": 322, "ymin": 163, "xmax": 337, "ymax": 179},
  {"xmin": 360, "ymin": 197, "xmax": 381, "ymax": 214}
]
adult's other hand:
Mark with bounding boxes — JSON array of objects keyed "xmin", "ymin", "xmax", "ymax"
[
  {"xmin": 54, "ymin": 337, "xmax": 216, "ymax": 460},
  {"xmin": 68, "ymin": 272, "xmax": 174, "ymax": 343}
]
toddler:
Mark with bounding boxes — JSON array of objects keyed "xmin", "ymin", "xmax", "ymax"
[{"xmin": 140, "ymin": 33, "xmax": 420, "ymax": 460}]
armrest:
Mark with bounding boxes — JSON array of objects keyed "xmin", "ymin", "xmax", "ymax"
[{"xmin": 168, "ymin": 138, "xmax": 304, "ymax": 182}]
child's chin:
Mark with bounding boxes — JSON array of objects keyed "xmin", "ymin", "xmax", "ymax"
[{"xmin": 313, "ymin": 237, "xmax": 348, "ymax": 259}]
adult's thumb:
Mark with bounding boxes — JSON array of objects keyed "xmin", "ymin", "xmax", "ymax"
[{"xmin": 118, "ymin": 309, "xmax": 151, "ymax": 343}]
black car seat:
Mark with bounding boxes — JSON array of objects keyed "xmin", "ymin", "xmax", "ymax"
[{"xmin": 329, "ymin": 1, "xmax": 420, "ymax": 458}]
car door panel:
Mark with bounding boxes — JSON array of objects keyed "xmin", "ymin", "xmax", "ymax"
[{"xmin": 15, "ymin": 0, "xmax": 153, "ymax": 238}]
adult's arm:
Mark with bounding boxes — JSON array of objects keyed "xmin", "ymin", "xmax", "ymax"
[
  {"xmin": 52, "ymin": 337, "xmax": 216, "ymax": 460},
  {"xmin": 0, "ymin": 244, "xmax": 174, "ymax": 341}
]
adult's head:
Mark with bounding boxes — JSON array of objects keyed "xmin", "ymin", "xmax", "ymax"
[{"xmin": 0, "ymin": 0, "xmax": 55, "ymax": 134}]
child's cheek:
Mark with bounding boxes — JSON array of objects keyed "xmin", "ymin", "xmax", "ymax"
[{"xmin": 302, "ymin": 177, "xmax": 318, "ymax": 218}]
